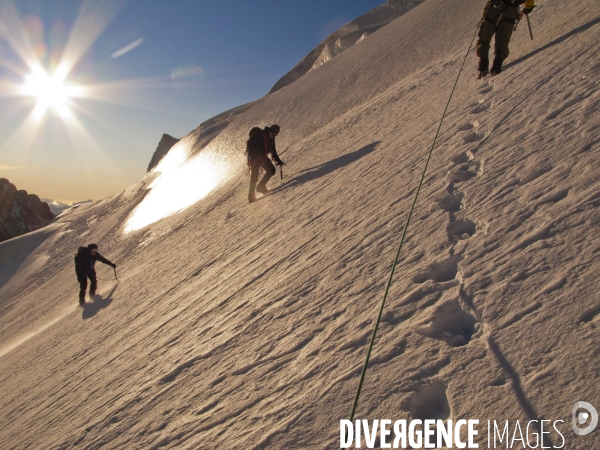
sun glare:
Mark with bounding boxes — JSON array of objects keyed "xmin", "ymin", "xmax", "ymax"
[
  {"xmin": 21, "ymin": 70, "xmax": 80, "ymax": 116},
  {"xmin": 0, "ymin": 0, "xmax": 126, "ymax": 149},
  {"xmin": 123, "ymin": 141, "xmax": 232, "ymax": 234},
  {"xmin": 1, "ymin": 0, "xmax": 197, "ymax": 195}
]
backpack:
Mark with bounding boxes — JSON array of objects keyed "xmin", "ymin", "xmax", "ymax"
[
  {"xmin": 245, "ymin": 128, "xmax": 267, "ymax": 166},
  {"xmin": 74, "ymin": 247, "xmax": 89, "ymax": 274}
]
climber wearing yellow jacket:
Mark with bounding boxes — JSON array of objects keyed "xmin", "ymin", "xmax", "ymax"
[{"xmin": 476, "ymin": 0, "xmax": 536, "ymax": 78}]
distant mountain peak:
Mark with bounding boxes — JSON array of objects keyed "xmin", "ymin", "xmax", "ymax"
[{"xmin": 268, "ymin": 0, "xmax": 425, "ymax": 94}]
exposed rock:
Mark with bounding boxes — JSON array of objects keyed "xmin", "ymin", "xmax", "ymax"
[
  {"xmin": 147, "ymin": 134, "xmax": 180, "ymax": 173},
  {"xmin": 0, "ymin": 178, "xmax": 55, "ymax": 242}
]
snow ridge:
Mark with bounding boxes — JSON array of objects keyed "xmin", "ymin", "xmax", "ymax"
[{"xmin": 268, "ymin": 0, "xmax": 425, "ymax": 93}]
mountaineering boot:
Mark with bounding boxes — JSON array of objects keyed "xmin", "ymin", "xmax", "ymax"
[
  {"xmin": 248, "ymin": 181, "xmax": 257, "ymax": 203},
  {"xmin": 490, "ymin": 52, "xmax": 503, "ymax": 76},
  {"xmin": 256, "ymin": 183, "xmax": 270, "ymax": 194},
  {"xmin": 79, "ymin": 296, "xmax": 85, "ymax": 305},
  {"xmin": 89, "ymin": 290, "xmax": 95, "ymax": 300},
  {"xmin": 477, "ymin": 57, "xmax": 489, "ymax": 79}
]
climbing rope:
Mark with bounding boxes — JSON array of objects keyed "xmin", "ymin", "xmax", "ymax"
[{"xmin": 345, "ymin": 20, "xmax": 482, "ymax": 428}]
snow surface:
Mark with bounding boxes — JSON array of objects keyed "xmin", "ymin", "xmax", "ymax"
[
  {"xmin": 42, "ymin": 199, "xmax": 94, "ymax": 216},
  {"xmin": 268, "ymin": 0, "xmax": 426, "ymax": 94},
  {"xmin": 1, "ymin": 0, "xmax": 600, "ymax": 448}
]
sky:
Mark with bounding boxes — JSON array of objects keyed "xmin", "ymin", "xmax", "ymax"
[{"xmin": 0, "ymin": 0, "xmax": 383, "ymax": 203}]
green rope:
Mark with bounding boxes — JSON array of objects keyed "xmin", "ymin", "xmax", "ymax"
[{"xmin": 345, "ymin": 20, "xmax": 482, "ymax": 430}]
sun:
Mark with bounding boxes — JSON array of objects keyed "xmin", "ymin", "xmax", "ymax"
[{"xmin": 21, "ymin": 70, "xmax": 80, "ymax": 116}]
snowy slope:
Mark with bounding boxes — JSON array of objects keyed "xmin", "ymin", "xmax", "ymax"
[
  {"xmin": 1, "ymin": 0, "xmax": 600, "ymax": 448},
  {"xmin": 268, "ymin": 0, "xmax": 425, "ymax": 93}
]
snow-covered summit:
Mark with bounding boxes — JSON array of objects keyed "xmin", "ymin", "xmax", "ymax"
[
  {"xmin": 268, "ymin": 0, "xmax": 425, "ymax": 94},
  {"xmin": 1, "ymin": 0, "xmax": 599, "ymax": 448}
]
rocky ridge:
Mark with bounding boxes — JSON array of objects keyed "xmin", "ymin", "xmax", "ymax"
[{"xmin": 0, "ymin": 178, "xmax": 54, "ymax": 242}]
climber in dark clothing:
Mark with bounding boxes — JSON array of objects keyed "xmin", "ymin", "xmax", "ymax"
[
  {"xmin": 476, "ymin": 0, "xmax": 535, "ymax": 78},
  {"xmin": 246, "ymin": 124, "xmax": 285, "ymax": 203},
  {"xmin": 74, "ymin": 243, "xmax": 116, "ymax": 304}
]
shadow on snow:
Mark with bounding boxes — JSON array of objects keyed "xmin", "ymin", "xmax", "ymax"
[
  {"xmin": 275, "ymin": 141, "xmax": 380, "ymax": 193},
  {"xmin": 505, "ymin": 16, "xmax": 600, "ymax": 70},
  {"xmin": 82, "ymin": 283, "xmax": 119, "ymax": 320}
]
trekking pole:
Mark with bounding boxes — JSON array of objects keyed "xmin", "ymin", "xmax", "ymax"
[
  {"xmin": 114, "ymin": 267, "xmax": 118, "ymax": 281},
  {"xmin": 280, "ymin": 164, "xmax": 283, "ymax": 180},
  {"xmin": 526, "ymin": 13, "xmax": 534, "ymax": 40}
]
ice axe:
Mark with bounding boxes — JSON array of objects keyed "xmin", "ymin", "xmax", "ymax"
[
  {"xmin": 279, "ymin": 161, "xmax": 286, "ymax": 180},
  {"xmin": 526, "ymin": 13, "xmax": 534, "ymax": 40}
]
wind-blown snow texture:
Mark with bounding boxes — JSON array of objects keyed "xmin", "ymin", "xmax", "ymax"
[{"xmin": 1, "ymin": 0, "xmax": 599, "ymax": 448}]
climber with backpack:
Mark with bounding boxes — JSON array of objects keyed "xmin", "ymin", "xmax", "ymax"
[
  {"xmin": 245, "ymin": 124, "xmax": 285, "ymax": 203},
  {"xmin": 74, "ymin": 243, "xmax": 116, "ymax": 305},
  {"xmin": 476, "ymin": 0, "xmax": 535, "ymax": 78}
]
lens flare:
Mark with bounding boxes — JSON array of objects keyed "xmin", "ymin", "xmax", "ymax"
[
  {"xmin": 0, "ymin": 0, "xmax": 129, "ymax": 161},
  {"xmin": 1, "ymin": 0, "xmax": 220, "ymax": 208},
  {"xmin": 21, "ymin": 70, "xmax": 82, "ymax": 116}
]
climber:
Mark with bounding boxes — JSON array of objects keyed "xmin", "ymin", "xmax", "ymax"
[
  {"xmin": 476, "ymin": 0, "xmax": 535, "ymax": 78},
  {"xmin": 246, "ymin": 124, "xmax": 285, "ymax": 203},
  {"xmin": 74, "ymin": 243, "xmax": 116, "ymax": 304}
]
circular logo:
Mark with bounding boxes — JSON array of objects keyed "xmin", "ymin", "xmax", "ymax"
[{"xmin": 572, "ymin": 401, "xmax": 598, "ymax": 436}]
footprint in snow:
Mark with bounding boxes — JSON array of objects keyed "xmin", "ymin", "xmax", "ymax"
[
  {"xmin": 446, "ymin": 160, "xmax": 482, "ymax": 184},
  {"xmin": 451, "ymin": 151, "xmax": 475, "ymax": 164},
  {"xmin": 415, "ymin": 298, "xmax": 479, "ymax": 347},
  {"xmin": 437, "ymin": 192, "xmax": 464, "ymax": 212},
  {"xmin": 447, "ymin": 218, "xmax": 477, "ymax": 240},
  {"xmin": 463, "ymin": 131, "xmax": 485, "ymax": 144},
  {"xmin": 479, "ymin": 83, "xmax": 494, "ymax": 94},
  {"xmin": 471, "ymin": 100, "xmax": 493, "ymax": 114},
  {"xmin": 446, "ymin": 168, "xmax": 477, "ymax": 183},
  {"xmin": 458, "ymin": 122, "xmax": 475, "ymax": 131},
  {"xmin": 406, "ymin": 380, "xmax": 451, "ymax": 421},
  {"xmin": 412, "ymin": 255, "xmax": 463, "ymax": 284}
]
